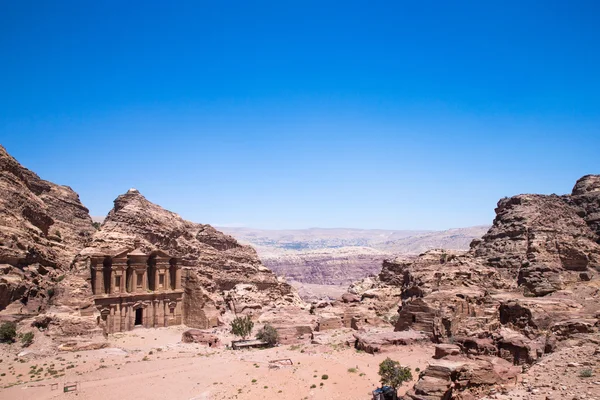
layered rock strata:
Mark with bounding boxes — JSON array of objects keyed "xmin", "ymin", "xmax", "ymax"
[
  {"xmin": 373, "ymin": 175, "xmax": 600, "ymax": 399},
  {"xmin": 76, "ymin": 188, "xmax": 304, "ymax": 329},
  {"xmin": 0, "ymin": 145, "xmax": 95, "ymax": 313}
]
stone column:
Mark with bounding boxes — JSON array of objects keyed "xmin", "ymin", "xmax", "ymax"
[
  {"xmin": 121, "ymin": 305, "xmax": 127, "ymax": 332},
  {"xmin": 165, "ymin": 268, "xmax": 171, "ymax": 291},
  {"xmin": 175, "ymin": 266, "xmax": 182, "ymax": 290},
  {"xmin": 128, "ymin": 303, "xmax": 134, "ymax": 330},
  {"xmin": 126, "ymin": 268, "xmax": 133, "ymax": 293},
  {"xmin": 142, "ymin": 270, "xmax": 148, "ymax": 291},
  {"xmin": 108, "ymin": 306, "xmax": 115, "ymax": 334},
  {"xmin": 163, "ymin": 300, "xmax": 168, "ymax": 327},
  {"xmin": 93, "ymin": 265, "xmax": 104, "ymax": 295}
]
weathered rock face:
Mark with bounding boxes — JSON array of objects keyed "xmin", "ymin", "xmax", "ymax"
[
  {"xmin": 568, "ymin": 174, "xmax": 600, "ymax": 238},
  {"xmin": 383, "ymin": 176, "xmax": 600, "ymax": 331},
  {"xmin": 473, "ymin": 194, "xmax": 600, "ymax": 296},
  {"xmin": 353, "ymin": 330, "xmax": 427, "ymax": 354},
  {"xmin": 77, "ymin": 189, "xmax": 304, "ymax": 328},
  {"xmin": 405, "ymin": 355, "xmax": 520, "ymax": 400},
  {"xmin": 374, "ymin": 175, "xmax": 600, "ymax": 399},
  {"xmin": 0, "ymin": 145, "xmax": 95, "ymax": 311}
]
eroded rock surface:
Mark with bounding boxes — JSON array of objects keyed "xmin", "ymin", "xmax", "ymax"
[
  {"xmin": 0, "ymin": 145, "xmax": 95, "ymax": 312},
  {"xmin": 76, "ymin": 188, "xmax": 304, "ymax": 329}
]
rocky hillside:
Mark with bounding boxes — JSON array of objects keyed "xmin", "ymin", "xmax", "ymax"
[
  {"xmin": 0, "ymin": 145, "xmax": 95, "ymax": 312},
  {"xmin": 221, "ymin": 226, "xmax": 489, "ymax": 285},
  {"xmin": 369, "ymin": 174, "xmax": 600, "ymax": 399},
  {"xmin": 0, "ymin": 145, "xmax": 302, "ymax": 331},
  {"xmin": 76, "ymin": 188, "xmax": 303, "ymax": 328}
]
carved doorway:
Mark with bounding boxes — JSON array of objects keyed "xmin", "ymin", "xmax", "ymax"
[{"xmin": 135, "ymin": 308, "xmax": 143, "ymax": 326}]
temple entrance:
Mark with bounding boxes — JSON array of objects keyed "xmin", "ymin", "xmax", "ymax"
[{"xmin": 135, "ymin": 308, "xmax": 143, "ymax": 326}]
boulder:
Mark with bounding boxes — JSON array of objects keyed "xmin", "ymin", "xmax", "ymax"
[
  {"xmin": 181, "ymin": 329, "xmax": 221, "ymax": 347},
  {"xmin": 353, "ymin": 330, "xmax": 427, "ymax": 354},
  {"xmin": 433, "ymin": 344, "xmax": 461, "ymax": 359}
]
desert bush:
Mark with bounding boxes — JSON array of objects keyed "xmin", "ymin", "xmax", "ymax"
[
  {"xmin": 378, "ymin": 357, "xmax": 412, "ymax": 392},
  {"xmin": 20, "ymin": 332, "xmax": 34, "ymax": 347},
  {"xmin": 580, "ymin": 369, "xmax": 593, "ymax": 378},
  {"xmin": 256, "ymin": 324, "xmax": 278, "ymax": 347},
  {"xmin": 230, "ymin": 315, "xmax": 254, "ymax": 340},
  {"xmin": 321, "ymin": 374, "xmax": 328, "ymax": 380},
  {"xmin": 0, "ymin": 322, "xmax": 17, "ymax": 343}
]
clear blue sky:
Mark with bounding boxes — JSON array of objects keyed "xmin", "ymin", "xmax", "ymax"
[{"xmin": 1, "ymin": 1, "xmax": 599, "ymax": 230}]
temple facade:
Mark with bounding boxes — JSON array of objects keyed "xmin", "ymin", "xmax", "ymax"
[{"xmin": 91, "ymin": 246, "xmax": 183, "ymax": 334}]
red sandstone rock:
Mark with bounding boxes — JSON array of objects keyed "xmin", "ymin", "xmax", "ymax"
[
  {"xmin": 181, "ymin": 329, "xmax": 221, "ymax": 347},
  {"xmin": 353, "ymin": 329, "xmax": 427, "ymax": 354},
  {"xmin": 0, "ymin": 145, "xmax": 95, "ymax": 312},
  {"xmin": 434, "ymin": 343, "xmax": 461, "ymax": 359}
]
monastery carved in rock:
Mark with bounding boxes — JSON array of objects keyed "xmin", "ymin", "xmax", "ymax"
[{"xmin": 90, "ymin": 241, "xmax": 183, "ymax": 333}]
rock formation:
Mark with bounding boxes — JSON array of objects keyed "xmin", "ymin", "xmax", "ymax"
[
  {"xmin": 76, "ymin": 188, "xmax": 304, "ymax": 329},
  {"xmin": 0, "ymin": 145, "xmax": 95, "ymax": 313},
  {"xmin": 369, "ymin": 174, "xmax": 600, "ymax": 399},
  {"xmin": 0, "ymin": 145, "xmax": 304, "ymax": 337}
]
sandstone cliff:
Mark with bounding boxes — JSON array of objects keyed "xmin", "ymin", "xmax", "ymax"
[
  {"xmin": 0, "ymin": 145, "xmax": 95, "ymax": 312},
  {"xmin": 374, "ymin": 175, "xmax": 600, "ymax": 399},
  {"xmin": 77, "ymin": 189, "xmax": 303, "ymax": 328}
]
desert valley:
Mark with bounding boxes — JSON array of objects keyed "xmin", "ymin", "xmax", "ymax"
[{"xmin": 1, "ymin": 143, "xmax": 600, "ymax": 400}]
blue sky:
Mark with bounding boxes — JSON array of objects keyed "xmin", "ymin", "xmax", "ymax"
[{"xmin": 1, "ymin": 1, "xmax": 599, "ymax": 230}]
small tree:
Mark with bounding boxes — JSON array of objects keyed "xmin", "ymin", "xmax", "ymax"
[
  {"xmin": 378, "ymin": 357, "xmax": 413, "ymax": 393},
  {"xmin": 0, "ymin": 322, "xmax": 17, "ymax": 343},
  {"xmin": 230, "ymin": 315, "xmax": 254, "ymax": 340},
  {"xmin": 256, "ymin": 324, "xmax": 279, "ymax": 347}
]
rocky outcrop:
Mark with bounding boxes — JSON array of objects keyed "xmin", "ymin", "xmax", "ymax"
[
  {"xmin": 76, "ymin": 188, "xmax": 304, "ymax": 329},
  {"xmin": 0, "ymin": 145, "xmax": 95, "ymax": 312},
  {"xmin": 353, "ymin": 330, "xmax": 427, "ymax": 353},
  {"xmin": 405, "ymin": 355, "xmax": 520, "ymax": 400},
  {"xmin": 374, "ymin": 175, "xmax": 600, "ymax": 398},
  {"xmin": 568, "ymin": 174, "xmax": 600, "ymax": 238},
  {"xmin": 473, "ymin": 193, "xmax": 600, "ymax": 296},
  {"xmin": 181, "ymin": 329, "xmax": 221, "ymax": 347}
]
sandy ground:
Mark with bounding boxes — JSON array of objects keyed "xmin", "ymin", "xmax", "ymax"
[{"xmin": 0, "ymin": 326, "xmax": 434, "ymax": 400}]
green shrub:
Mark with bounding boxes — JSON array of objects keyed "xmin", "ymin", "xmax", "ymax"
[
  {"xmin": 378, "ymin": 357, "xmax": 413, "ymax": 392},
  {"xmin": 347, "ymin": 368, "xmax": 357, "ymax": 373},
  {"xmin": 20, "ymin": 332, "xmax": 34, "ymax": 347},
  {"xmin": 580, "ymin": 369, "xmax": 593, "ymax": 378},
  {"xmin": 0, "ymin": 322, "xmax": 17, "ymax": 343},
  {"xmin": 47, "ymin": 288, "xmax": 55, "ymax": 298},
  {"xmin": 310, "ymin": 384, "xmax": 316, "ymax": 388},
  {"xmin": 256, "ymin": 324, "xmax": 279, "ymax": 347},
  {"xmin": 321, "ymin": 374, "xmax": 328, "ymax": 380},
  {"xmin": 230, "ymin": 315, "xmax": 254, "ymax": 340}
]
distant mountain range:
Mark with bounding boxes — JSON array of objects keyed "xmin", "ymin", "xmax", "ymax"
[{"xmin": 218, "ymin": 226, "xmax": 490, "ymax": 285}]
